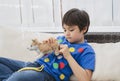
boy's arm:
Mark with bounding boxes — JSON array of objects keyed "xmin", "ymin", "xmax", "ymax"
[
  {"xmin": 66, "ymin": 55, "xmax": 92, "ymax": 81},
  {"xmin": 59, "ymin": 44, "xmax": 93, "ymax": 81}
]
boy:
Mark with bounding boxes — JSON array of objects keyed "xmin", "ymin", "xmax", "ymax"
[{"xmin": 0, "ymin": 8, "xmax": 95, "ymax": 81}]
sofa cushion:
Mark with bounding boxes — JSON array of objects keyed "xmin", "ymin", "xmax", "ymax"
[
  {"xmin": 90, "ymin": 42, "xmax": 120, "ymax": 81},
  {"xmin": 0, "ymin": 27, "xmax": 120, "ymax": 81}
]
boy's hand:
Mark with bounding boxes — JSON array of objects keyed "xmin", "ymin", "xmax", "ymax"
[
  {"xmin": 42, "ymin": 37, "xmax": 56, "ymax": 44},
  {"xmin": 59, "ymin": 44, "xmax": 71, "ymax": 59}
]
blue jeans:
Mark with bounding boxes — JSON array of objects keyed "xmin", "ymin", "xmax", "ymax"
[{"xmin": 0, "ymin": 57, "xmax": 55, "ymax": 81}]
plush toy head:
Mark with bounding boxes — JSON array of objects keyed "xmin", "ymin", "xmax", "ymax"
[
  {"xmin": 27, "ymin": 39, "xmax": 41, "ymax": 54},
  {"xmin": 28, "ymin": 39, "xmax": 59, "ymax": 57}
]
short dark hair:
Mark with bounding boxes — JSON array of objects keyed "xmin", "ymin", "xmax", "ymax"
[{"xmin": 62, "ymin": 8, "xmax": 90, "ymax": 34}]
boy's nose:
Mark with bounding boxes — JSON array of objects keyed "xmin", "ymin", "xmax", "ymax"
[{"xmin": 66, "ymin": 31, "xmax": 70, "ymax": 36}]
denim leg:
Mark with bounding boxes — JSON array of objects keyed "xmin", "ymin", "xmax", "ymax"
[
  {"xmin": 0, "ymin": 57, "xmax": 26, "ymax": 80},
  {"xmin": 0, "ymin": 64, "xmax": 13, "ymax": 80},
  {"xmin": 6, "ymin": 70, "xmax": 55, "ymax": 81},
  {"xmin": 0, "ymin": 57, "xmax": 25, "ymax": 71}
]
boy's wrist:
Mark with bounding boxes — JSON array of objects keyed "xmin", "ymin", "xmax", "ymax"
[{"xmin": 65, "ymin": 53, "xmax": 72, "ymax": 61}]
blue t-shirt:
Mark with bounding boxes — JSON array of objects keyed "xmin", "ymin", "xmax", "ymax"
[{"xmin": 36, "ymin": 36, "xmax": 95, "ymax": 81}]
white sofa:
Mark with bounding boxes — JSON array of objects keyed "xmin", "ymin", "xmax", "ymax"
[{"xmin": 0, "ymin": 27, "xmax": 120, "ymax": 81}]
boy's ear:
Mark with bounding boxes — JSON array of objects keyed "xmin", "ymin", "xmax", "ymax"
[{"xmin": 83, "ymin": 27, "xmax": 87, "ymax": 33}]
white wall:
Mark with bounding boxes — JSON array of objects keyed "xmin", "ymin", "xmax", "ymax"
[{"xmin": 0, "ymin": 0, "xmax": 120, "ymax": 32}]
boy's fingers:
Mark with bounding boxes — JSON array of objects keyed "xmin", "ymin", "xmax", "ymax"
[
  {"xmin": 42, "ymin": 37, "xmax": 56, "ymax": 44},
  {"xmin": 42, "ymin": 40, "xmax": 48, "ymax": 43},
  {"xmin": 49, "ymin": 37, "xmax": 56, "ymax": 43}
]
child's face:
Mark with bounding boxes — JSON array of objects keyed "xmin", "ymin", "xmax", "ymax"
[{"xmin": 63, "ymin": 24, "xmax": 86, "ymax": 43}]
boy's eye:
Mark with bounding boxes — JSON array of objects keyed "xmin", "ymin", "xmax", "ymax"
[
  {"xmin": 64, "ymin": 29, "xmax": 66, "ymax": 32},
  {"xmin": 70, "ymin": 29, "xmax": 74, "ymax": 31}
]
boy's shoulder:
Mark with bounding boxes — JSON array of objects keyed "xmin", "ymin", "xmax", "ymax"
[{"xmin": 83, "ymin": 42, "xmax": 95, "ymax": 54}]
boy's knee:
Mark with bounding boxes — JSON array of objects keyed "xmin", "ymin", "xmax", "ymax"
[
  {"xmin": 0, "ymin": 57, "xmax": 5, "ymax": 61},
  {"xmin": 0, "ymin": 57, "xmax": 8, "ymax": 63},
  {"xmin": 7, "ymin": 71, "xmax": 39, "ymax": 81},
  {"xmin": 7, "ymin": 71, "xmax": 30, "ymax": 81}
]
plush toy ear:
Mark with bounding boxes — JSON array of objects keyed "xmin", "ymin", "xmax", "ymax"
[
  {"xmin": 32, "ymin": 39, "xmax": 35, "ymax": 42},
  {"xmin": 32, "ymin": 39, "xmax": 38, "ymax": 42}
]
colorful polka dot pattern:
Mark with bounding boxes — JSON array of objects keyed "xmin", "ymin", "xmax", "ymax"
[
  {"xmin": 78, "ymin": 48, "xmax": 84, "ymax": 53},
  {"xmin": 69, "ymin": 47, "xmax": 75, "ymax": 52},
  {"xmin": 58, "ymin": 39, "xmax": 63, "ymax": 44},
  {"xmin": 44, "ymin": 57, "xmax": 66, "ymax": 80},
  {"xmin": 53, "ymin": 63, "xmax": 59, "ymax": 69},
  {"xmin": 44, "ymin": 58, "xmax": 49, "ymax": 62},
  {"xmin": 59, "ymin": 74, "xmax": 65, "ymax": 80},
  {"xmin": 59, "ymin": 62, "xmax": 65, "ymax": 69},
  {"xmin": 43, "ymin": 39, "xmax": 84, "ymax": 80}
]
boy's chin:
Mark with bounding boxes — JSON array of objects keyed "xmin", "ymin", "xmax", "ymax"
[
  {"xmin": 67, "ymin": 40, "xmax": 74, "ymax": 43},
  {"xmin": 68, "ymin": 40, "xmax": 81, "ymax": 44}
]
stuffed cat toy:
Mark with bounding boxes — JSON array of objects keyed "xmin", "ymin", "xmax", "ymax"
[
  {"xmin": 28, "ymin": 38, "xmax": 59, "ymax": 58},
  {"xmin": 18, "ymin": 38, "xmax": 60, "ymax": 72}
]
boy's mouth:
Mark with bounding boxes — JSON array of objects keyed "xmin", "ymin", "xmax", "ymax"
[{"xmin": 67, "ymin": 37, "xmax": 71, "ymax": 39}]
